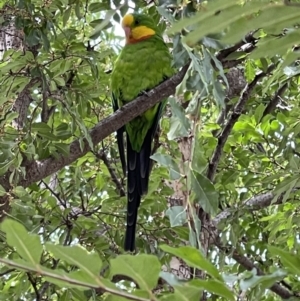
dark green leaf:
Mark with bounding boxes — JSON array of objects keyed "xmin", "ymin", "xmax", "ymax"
[
  {"xmin": 1, "ymin": 219, "xmax": 43, "ymax": 264},
  {"xmin": 190, "ymin": 171, "xmax": 218, "ymax": 215},
  {"xmin": 110, "ymin": 254, "xmax": 161, "ymax": 290},
  {"xmin": 160, "ymin": 245, "xmax": 221, "ymax": 280},
  {"xmin": 165, "ymin": 206, "xmax": 187, "ymax": 227}
]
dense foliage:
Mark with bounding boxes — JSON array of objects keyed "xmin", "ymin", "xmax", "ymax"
[{"xmin": 0, "ymin": 0, "xmax": 300, "ymax": 300}]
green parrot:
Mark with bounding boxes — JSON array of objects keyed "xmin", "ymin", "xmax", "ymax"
[{"xmin": 110, "ymin": 13, "xmax": 173, "ymax": 252}]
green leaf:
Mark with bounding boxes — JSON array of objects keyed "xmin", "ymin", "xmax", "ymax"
[
  {"xmin": 106, "ymin": 295, "xmax": 128, "ymax": 301},
  {"xmin": 46, "ymin": 244, "xmax": 102, "ymax": 277},
  {"xmin": 63, "ymin": 6, "xmax": 72, "ymax": 26},
  {"xmin": 13, "ymin": 186, "xmax": 29, "ymax": 198},
  {"xmin": 151, "ymin": 153, "xmax": 181, "ymax": 180},
  {"xmin": 53, "ymin": 77, "xmax": 66, "ymax": 87},
  {"xmin": 75, "ymin": 1, "xmax": 82, "ymax": 19},
  {"xmin": 190, "ymin": 171, "xmax": 218, "ymax": 215},
  {"xmin": 110, "ymin": 254, "xmax": 161, "ymax": 290},
  {"xmin": 160, "ymin": 245, "xmax": 221, "ymax": 280},
  {"xmin": 44, "ymin": 269, "xmax": 101, "ymax": 289},
  {"xmin": 7, "ymin": 76, "xmax": 31, "ymax": 94},
  {"xmin": 90, "ymin": 10, "xmax": 115, "ymax": 39},
  {"xmin": 239, "ymin": 268, "xmax": 286, "ymax": 291},
  {"xmin": 0, "ymin": 257, "xmax": 113, "ymax": 291},
  {"xmin": 31, "ymin": 122, "xmax": 58, "ymax": 141},
  {"xmin": 1, "ymin": 219, "xmax": 43, "ymax": 264},
  {"xmin": 251, "ymin": 31, "xmax": 300, "ymax": 59},
  {"xmin": 173, "ymin": 284, "xmax": 202, "ymax": 301},
  {"xmin": 25, "ymin": 27, "xmax": 41, "ymax": 46},
  {"xmin": 169, "ymin": 0, "xmax": 240, "ymax": 34},
  {"xmin": 268, "ymin": 246, "xmax": 300, "ymax": 275},
  {"xmin": 88, "ymin": 2, "xmax": 109, "ymax": 12},
  {"xmin": 55, "ymin": 123, "xmax": 72, "ymax": 140},
  {"xmin": 190, "ymin": 279, "xmax": 234, "ymax": 301},
  {"xmin": 0, "ymin": 184, "xmax": 6, "ymax": 196},
  {"xmin": 158, "ymin": 280, "xmax": 203, "ymax": 301},
  {"xmin": 90, "ymin": 19, "xmax": 112, "ymax": 29},
  {"xmin": 212, "ymin": 80, "xmax": 226, "ymax": 108},
  {"xmin": 159, "ymin": 271, "xmax": 183, "ymax": 286},
  {"xmin": 273, "ymin": 174, "xmax": 298, "ymax": 204},
  {"xmin": 165, "ymin": 206, "xmax": 187, "ymax": 227},
  {"xmin": 224, "ymin": 7, "xmax": 300, "ymax": 45},
  {"xmin": 167, "ymin": 97, "xmax": 190, "ymax": 140},
  {"xmin": 0, "ymin": 158, "xmax": 14, "ymax": 176},
  {"xmin": 254, "ymin": 103, "xmax": 266, "ymax": 124},
  {"xmin": 53, "ymin": 143, "xmax": 70, "ymax": 156},
  {"xmin": 245, "ymin": 59, "xmax": 255, "ymax": 83},
  {"xmin": 68, "ymin": 289, "xmax": 86, "ymax": 301},
  {"xmin": 191, "ymin": 140, "xmax": 207, "ymax": 174},
  {"xmin": 183, "ymin": 2, "xmax": 266, "ymax": 45}
]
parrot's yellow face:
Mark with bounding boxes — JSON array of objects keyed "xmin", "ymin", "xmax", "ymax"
[{"xmin": 122, "ymin": 14, "xmax": 156, "ymax": 44}]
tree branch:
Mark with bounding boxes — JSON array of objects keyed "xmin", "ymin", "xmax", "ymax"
[
  {"xmin": 208, "ymin": 243, "xmax": 296, "ymax": 299},
  {"xmin": 213, "ymin": 191, "xmax": 287, "ymax": 226},
  {"xmin": 96, "ymin": 149, "xmax": 125, "ymax": 197},
  {"xmin": 209, "ymin": 194, "xmax": 296, "ymax": 300},
  {"xmin": 207, "ymin": 63, "xmax": 276, "ymax": 182},
  {"xmin": 262, "ymin": 82, "xmax": 289, "ymax": 119},
  {"xmin": 231, "ymin": 250, "xmax": 293, "ymax": 299},
  {"xmin": 12, "ymin": 79, "xmax": 38, "ymax": 129},
  {"xmin": 0, "ymin": 64, "xmax": 189, "ymax": 191},
  {"xmin": 216, "ymin": 31, "xmax": 257, "ymax": 62}
]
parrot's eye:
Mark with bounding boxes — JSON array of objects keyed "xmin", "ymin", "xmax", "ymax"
[{"xmin": 135, "ymin": 19, "xmax": 140, "ymax": 25}]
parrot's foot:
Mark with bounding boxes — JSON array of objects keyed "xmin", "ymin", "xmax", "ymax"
[{"xmin": 139, "ymin": 90, "xmax": 150, "ymax": 97}]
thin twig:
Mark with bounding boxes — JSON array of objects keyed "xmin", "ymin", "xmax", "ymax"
[
  {"xmin": 27, "ymin": 272, "xmax": 40, "ymax": 300},
  {"xmin": 41, "ymin": 180, "xmax": 66, "ymax": 208},
  {"xmin": 0, "ymin": 268, "xmax": 15, "ymax": 276},
  {"xmin": 261, "ymin": 82, "xmax": 289, "ymax": 119},
  {"xmin": 96, "ymin": 150, "xmax": 125, "ymax": 197}
]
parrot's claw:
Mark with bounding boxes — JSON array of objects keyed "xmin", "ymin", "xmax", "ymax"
[{"xmin": 139, "ymin": 90, "xmax": 149, "ymax": 97}]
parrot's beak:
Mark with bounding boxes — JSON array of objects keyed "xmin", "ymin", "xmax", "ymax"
[{"xmin": 123, "ymin": 26, "xmax": 131, "ymax": 38}]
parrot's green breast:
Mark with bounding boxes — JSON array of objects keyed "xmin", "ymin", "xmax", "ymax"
[{"xmin": 111, "ymin": 35, "xmax": 173, "ymax": 151}]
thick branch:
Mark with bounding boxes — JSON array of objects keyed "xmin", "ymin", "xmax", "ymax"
[
  {"xmin": 12, "ymin": 79, "xmax": 38, "ymax": 129},
  {"xmin": 231, "ymin": 250, "xmax": 293, "ymax": 299},
  {"xmin": 2, "ymin": 64, "xmax": 189, "ymax": 189},
  {"xmin": 210, "ymin": 190, "xmax": 295, "ymax": 300},
  {"xmin": 207, "ymin": 64, "xmax": 276, "ymax": 182},
  {"xmin": 213, "ymin": 191, "xmax": 286, "ymax": 226},
  {"xmin": 211, "ymin": 189, "xmax": 299, "ymax": 298},
  {"xmin": 209, "ymin": 243, "xmax": 295, "ymax": 299}
]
